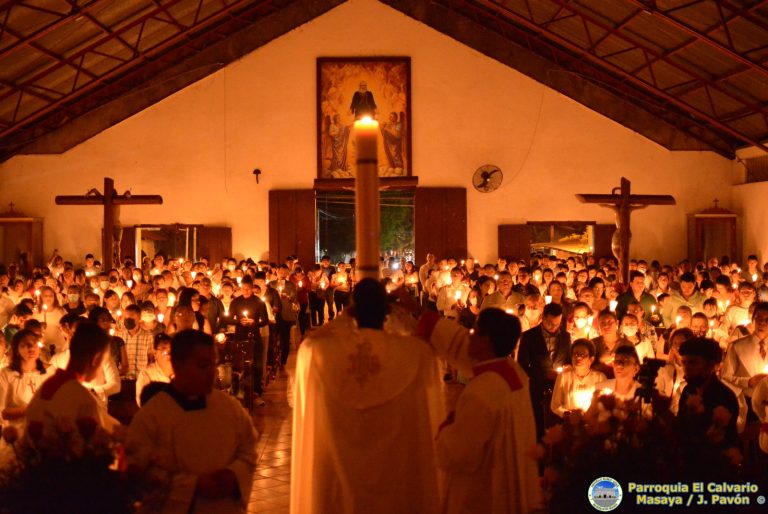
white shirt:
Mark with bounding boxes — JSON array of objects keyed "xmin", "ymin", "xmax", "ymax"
[
  {"xmin": 0, "ymin": 367, "xmax": 49, "ymax": 431},
  {"xmin": 48, "ymin": 349, "xmax": 121, "ymax": 403},
  {"xmin": 135, "ymin": 363, "xmax": 172, "ymax": 406},
  {"xmin": 551, "ymin": 367, "xmax": 607, "ymax": 416}
]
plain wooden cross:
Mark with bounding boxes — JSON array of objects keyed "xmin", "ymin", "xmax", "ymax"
[
  {"xmin": 55, "ymin": 177, "xmax": 163, "ymax": 270},
  {"xmin": 576, "ymin": 177, "xmax": 675, "ymax": 284}
]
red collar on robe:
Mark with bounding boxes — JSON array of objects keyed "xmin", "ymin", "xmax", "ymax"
[
  {"xmin": 39, "ymin": 368, "xmax": 79, "ymax": 401},
  {"xmin": 472, "ymin": 359, "xmax": 523, "ymax": 392}
]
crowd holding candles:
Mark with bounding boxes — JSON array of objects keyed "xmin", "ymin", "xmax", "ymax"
[{"xmin": 1, "ymin": 246, "xmax": 768, "ymax": 510}]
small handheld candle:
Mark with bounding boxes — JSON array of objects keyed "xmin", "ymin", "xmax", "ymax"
[
  {"xmin": 224, "ymin": 307, "xmax": 230, "ymax": 317},
  {"xmin": 215, "ymin": 333, "xmax": 226, "ymax": 343},
  {"xmin": 126, "ymin": 280, "xmax": 133, "ymax": 288},
  {"xmin": 556, "ymin": 366, "xmax": 563, "ymax": 373},
  {"xmin": 763, "ymin": 364, "xmax": 768, "ymax": 374},
  {"xmin": 454, "ymin": 290, "xmax": 462, "ymax": 301},
  {"xmin": 545, "ymin": 295, "xmax": 552, "ymax": 304},
  {"xmin": 243, "ymin": 310, "xmax": 249, "ymax": 318},
  {"xmin": 505, "ymin": 308, "xmax": 514, "ymax": 314},
  {"xmin": 609, "ymin": 300, "xmax": 618, "ymax": 312},
  {"xmin": 676, "ymin": 315, "xmax": 682, "ymax": 325},
  {"xmin": 157, "ymin": 313, "xmax": 165, "ymax": 324},
  {"xmin": 753, "ymin": 273, "xmax": 758, "ymax": 282}
]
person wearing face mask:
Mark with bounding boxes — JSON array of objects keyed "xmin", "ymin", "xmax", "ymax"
[
  {"xmin": 139, "ymin": 301, "xmax": 164, "ymax": 336},
  {"xmin": 517, "ymin": 302, "xmax": 571, "ymax": 439},
  {"xmin": 569, "ymin": 302, "xmax": 597, "ymax": 340},
  {"xmin": 62, "ymin": 284, "xmax": 86, "ymax": 316},
  {"xmin": 457, "ymin": 288, "xmax": 481, "ymax": 329},
  {"xmin": 117, "ymin": 304, "xmax": 154, "ymax": 381},
  {"xmin": 619, "ymin": 313, "xmax": 655, "ymax": 363},
  {"xmin": 550, "ymin": 339, "xmax": 606, "ymax": 417},
  {"xmin": 521, "ymin": 294, "xmax": 542, "ymax": 331}
]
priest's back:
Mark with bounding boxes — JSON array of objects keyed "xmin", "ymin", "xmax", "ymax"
[{"xmin": 291, "ymin": 318, "xmax": 444, "ymax": 514}]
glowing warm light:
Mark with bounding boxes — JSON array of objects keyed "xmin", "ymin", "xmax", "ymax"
[
  {"xmin": 469, "ymin": 328, "xmax": 475, "ymax": 335},
  {"xmin": 126, "ymin": 280, "xmax": 133, "ymax": 288},
  {"xmin": 676, "ymin": 315, "xmax": 682, "ymax": 325},
  {"xmin": 494, "ymin": 274, "xmax": 499, "ymax": 281},
  {"xmin": 545, "ymin": 295, "xmax": 552, "ymax": 304},
  {"xmin": 709, "ymin": 320, "xmax": 715, "ymax": 327},
  {"xmin": 651, "ymin": 305, "xmax": 656, "ymax": 314},
  {"xmin": 37, "ymin": 341, "xmax": 44, "ymax": 349},
  {"xmin": 157, "ymin": 313, "xmax": 165, "ymax": 324},
  {"xmin": 215, "ymin": 333, "xmax": 226, "ymax": 343},
  {"xmin": 505, "ymin": 308, "xmax": 514, "ymax": 314},
  {"xmin": 572, "ymin": 389, "xmax": 594, "ymax": 411},
  {"xmin": 588, "ymin": 316, "xmax": 594, "ymax": 325},
  {"xmin": 609, "ymin": 300, "xmax": 618, "ymax": 312},
  {"xmin": 753, "ymin": 274, "xmax": 758, "ymax": 282},
  {"xmin": 243, "ymin": 310, "xmax": 249, "ymax": 318},
  {"xmin": 732, "ymin": 283, "xmax": 738, "ymax": 290},
  {"xmin": 42, "ymin": 304, "xmax": 48, "ymax": 311},
  {"xmin": 236, "ymin": 277, "xmax": 242, "ymax": 285},
  {"xmin": 116, "ymin": 310, "xmax": 122, "ymax": 318},
  {"xmin": 191, "ymin": 271, "xmax": 197, "ymax": 279},
  {"xmin": 109, "ymin": 328, "xmax": 115, "ymax": 336},
  {"xmin": 338, "ymin": 276, "xmax": 346, "ymax": 285},
  {"xmin": 207, "ymin": 271, "xmax": 212, "ymax": 276},
  {"xmin": 168, "ymin": 293, "xmax": 176, "ymax": 306},
  {"xmin": 260, "ymin": 296, "xmax": 266, "ymax": 302},
  {"xmin": 556, "ymin": 366, "xmax": 564, "ymax": 373},
  {"xmin": 454, "ymin": 290, "xmax": 462, "ymax": 300},
  {"xmin": 460, "ymin": 260, "xmax": 465, "ymax": 266},
  {"xmin": 224, "ymin": 307, "xmax": 229, "ymax": 317},
  {"xmin": 298, "ymin": 281, "xmax": 303, "ymax": 287},
  {"xmin": 601, "ymin": 388, "xmax": 614, "ymax": 396},
  {"xmin": 278, "ymin": 285, "xmax": 284, "ymax": 293},
  {"xmin": 763, "ymin": 364, "xmax": 768, "ymax": 374},
  {"xmin": 34, "ymin": 289, "xmax": 40, "ymax": 297}
]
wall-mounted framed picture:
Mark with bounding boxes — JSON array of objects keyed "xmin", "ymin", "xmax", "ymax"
[{"xmin": 317, "ymin": 57, "xmax": 412, "ymax": 180}]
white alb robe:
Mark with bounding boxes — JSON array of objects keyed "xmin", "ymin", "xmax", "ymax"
[
  {"xmin": 291, "ymin": 311, "xmax": 473, "ymax": 514},
  {"xmin": 436, "ymin": 358, "xmax": 542, "ymax": 514},
  {"xmin": 128, "ymin": 388, "xmax": 257, "ymax": 514}
]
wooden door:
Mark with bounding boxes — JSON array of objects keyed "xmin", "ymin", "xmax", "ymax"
[
  {"xmin": 197, "ymin": 226, "xmax": 232, "ymax": 266},
  {"xmin": 498, "ymin": 225, "xmax": 530, "ymax": 262},
  {"xmin": 119, "ymin": 226, "xmax": 136, "ymax": 265},
  {"xmin": 269, "ymin": 189, "xmax": 316, "ymax": 267},
  {"xmin": 414, "ymin": 188, "xmax": 467, "ymax": 265},
  {"xmin": 593, "ymin": 224, "xmax": 615, "ymax": 260}
]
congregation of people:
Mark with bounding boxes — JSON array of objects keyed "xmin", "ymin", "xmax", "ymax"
[{"xmin": 1, "ymin": 247, "xmax": 768, "ymax": 513}]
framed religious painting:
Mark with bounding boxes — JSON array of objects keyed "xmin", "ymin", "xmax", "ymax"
[{"xmin": 316, "ymin": 57, "xmax": 412, "ymax": 183}]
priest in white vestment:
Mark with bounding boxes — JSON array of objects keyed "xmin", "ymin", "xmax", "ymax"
[
  {"xmin": 128, "ymin": 330, "xmax": 256, "ymax": 514},
  {"xmin": 435, "ymin": 309, "xmax": 541, "ymax": 514},
  {"xmin": 26, "ymin": 321, "xmax": 118, "ymax": 437},
  {"xmin": 291, "ymin": 279, "xmax": 474, "ymax": 514}
]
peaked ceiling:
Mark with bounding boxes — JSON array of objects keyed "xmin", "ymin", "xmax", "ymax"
[{"xmin": 1, "ymin": 0, "xmax": 767, "ymax": 162}]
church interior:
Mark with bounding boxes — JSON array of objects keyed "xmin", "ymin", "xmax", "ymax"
[{"xmin": 1, "ymin": 1, "xmax": 768, "ymax": 513}]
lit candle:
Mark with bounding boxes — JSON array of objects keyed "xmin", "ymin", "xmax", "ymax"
[
  {"xmin": 109, "ymin": 328, "xmax": 115, "ymax": 337},
  {"xmin": 454, "ymin": 290, "xmax": 462, "ymax": 301},
  {"xmin": 260, "ymin": 296, "xmax": 266, "ymax": 302},
  {"xmin": 298, "ymin": 280, "xmax": 303, "ymax": 288},
  {"xmin": 732, "ymin": 282, "xmax": 738, "ymax": 290},
  {"xmin": 572, "ymin": 389, "xmax": 594, "ymax": 411},
  {"xmin": 725, "ymin": 300, "xmax": 730, "ymax": 308},
  {"xmin": 460, "ymin": 260, "xmax": 465, "ymax": 266},
  {"xmin": 236, "ymin": 277, "xmax": 242, "ymax": 285},
  {"xmin": 469, "ymin": 328, "xmax": 475, "ymax": 335},
  {"xmin": 354, "ymin": 116, "xmax": 380, "ymax": 281},
  {"xmin": 676, "ymin": 315, "xmax": 682, "ymax": 325},
  {"xmin": 338, "ymin": 276, "xmax": 346, "ymax": 285},
  {"xmin": 224, "ymin": 307, "xmax": 229, "ymax": 317},
  {"xmin": 278, "ymin": 285, "xmax": 284, "ymax": 293},
  {"xmin": 762, "ymin": 364, "xmax": 768, "ymax": 374},
  {"xmin": 505, "ymin": 308, "xmax": 514, "ymax": 314},
  {"xmin": 42, "ymin": 304, "xmax": 48, "ymax": 323},
  {"xmin": 207, "ymin": 271, "xmax": 212, "ymax": 277},
  {"xmin": 168, "ymin": 293, "xmax": 176, "ymax": 306},
  {"xmin": 191, "ymin": 271, "xmax": 197, "ymax": 279},
  {"xmin": 651, "ymin": 305, "xmax": 656, "ymax": 314},
  {"xmin": 545, "ymin": 295, "xmax": 552, "ymax": 304},
  {"xmin": 179, "ymin": 258, "xmax": 184, "ymax": 265},
  {"xmin": 588, "ymin": 315, "xmax": 594, "ymax": 325},
  {"xmin": 126, "ymin": 279, "xmax": 133, "ymax": 288},
  {"xmin": 215, "ymin": 333, "xmax": 226, "ymax": 343},
  {"xmin": 35, "ymin": 289, "xmax": 41, "ymax": 298},
  {"xmin": 157, "ymin": 313, "xmax": 165, "ymax": 324},
  {"xmin": 494, "ymin": 274, "xmax": 499, "ymax": 281},
  {"xmin": 37, "ymin": 341, "xmax": 44, "ymax": 349},
  {"xmin": 609, "ymin": 300, "xmax": 618, "ymax": 312},
  {"xmin": 242, "ymin": 310, "xmax": 249, "ymax": 319},
  {"xmin": 601, "ymin": 388, "xmax": 614, "ymax": 396},
  {"xmin": 753, "ymin": 273, "xmax": 758, "ymax": 282},
  {"xmin": 556, "ymin": 366, "xmax": 563, "ymax": 373}
]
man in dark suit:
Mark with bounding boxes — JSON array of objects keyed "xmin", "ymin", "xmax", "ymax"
[
  {"xmin": 350, "ymin": 81, "xmax": 377, "ymax": 119},
  {"xmin": 517, "ymin": 302, "xmax": 571, "ymax": 438}
]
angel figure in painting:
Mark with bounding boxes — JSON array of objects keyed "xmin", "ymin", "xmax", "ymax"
[
  {"xmin": 381, "ymin": 111, "xmax": 405, "ymax": 173},
  {"xmin": 324, "ymin": 113, "xmax": 351, "ymax": 174}
]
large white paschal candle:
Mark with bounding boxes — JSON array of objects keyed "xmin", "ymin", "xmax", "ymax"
[{"xmin": 354, "ymin": 116, "xmax": 381, "ymax": 281}]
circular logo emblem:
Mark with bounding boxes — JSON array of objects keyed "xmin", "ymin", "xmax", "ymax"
[{"xmin": 588, "ymin": 477, "xmax": 623, "ymax": 511}]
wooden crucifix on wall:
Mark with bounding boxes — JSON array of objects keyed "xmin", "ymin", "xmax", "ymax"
[
  {"xmin": 55, "ymin": 177, "xmax": 163, "ymax": 270},
  {"xmin": 576, "ymin": 177, "xmax": 675, "ymax": 284}
]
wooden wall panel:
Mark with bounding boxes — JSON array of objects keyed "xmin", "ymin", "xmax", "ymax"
[
  {"xmin": 415, "ymin": 188, "xmax": 467, "ymax": 265},
  {"xmin": 197, "ymin": 226, "xmax": 232, "ymax": 265},
  {"xmin": 119, "ymin": 226, "xmax": 136, "ymax": 265},
  {"xmin": 269, "ymin": 189, "xmax": 316, "ymax": 267},
  {"xmin": 498, "ymin": 225, "xmax": 530, "ymax": 262},
  {"xmin": 593, "ymin": 224, "xmax": 615, "ymax": 261}
]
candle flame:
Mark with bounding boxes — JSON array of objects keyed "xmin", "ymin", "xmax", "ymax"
[
  {"xmin": 609, "ymin": 300, "xmax": 618, "ymax": 312},
  {"xmin": 454, "ymin": 290, "xmax": 462, "ymax": 300},
  {"xmin": 42, "ymin": 304, "xmax": 48, "ymax": 311},
  {"xmin": 35, "ymin": 289, "xmax": 40, "ymax": 296},
  {"xmin": 109, "ymin": 328, "xmax": 115, "ymax": 336},
  {"xmin": 545, "ymin": 295, "xmax": 552, "ymax": 305},
  {"xmin": 505, "ymin": 308, "xmax": 514, "ymax": 314},
  {"xmin": 37, "ymin": 341, "xmax": 44, "ymax": 349},
  {"xmin": 676, "ymin": 315, "xmax": 682, "ymax": 325},
  {"xmin": 215, "ymin": 333, "xmax": 226, "ymax": 343},
  {"xmin": 158, "ymin": 313, "xmax": 165, "ymax": 323},
  {"xmin": 753, "ymin": 274, "xmax": 758, "ymax": 282},
  {"xmin": 572, "ymin": 389, "xmax": 594, "ymax": 411},
  {"xmin": 601, "ymin": 388, "xmax": 613, "ymax": 396},
  {"xmin": 556, "ymin": 366, "xmax": 563, "ymax": 373},
  {"xmin": 116, "ymin": 310, "xmax": 122, "ymax": 317},
  {"xmin": 243, "ymin": 310, "xmax": 249, "ymax": 318}
]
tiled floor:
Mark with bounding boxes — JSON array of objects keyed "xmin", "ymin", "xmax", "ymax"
[
  {"xmin": 246, "ymin": 344, "xmax": 464, "ymax": 514},
  {"xmin": 247, "ymin": 355, "xmax": 296, "ymax": 514}
]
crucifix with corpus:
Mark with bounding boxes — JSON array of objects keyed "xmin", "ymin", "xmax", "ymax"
[
  {"xmin": 55, "ymin": 177, "xmax": 163, "ymax": 270},
  {"xmin": 576, "ymin": 177, "xmax": 675, "ymax": 284}
]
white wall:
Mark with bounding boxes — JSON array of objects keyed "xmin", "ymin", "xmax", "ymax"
[
  {"xmin": 0, "ymin": 0, "xmax": 734, "ymax": 266},
  {"xmin": 733, "ymin": 181, "xmax": 768, "ymax": 264}
]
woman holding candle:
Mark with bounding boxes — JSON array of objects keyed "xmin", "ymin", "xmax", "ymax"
[
  {"xmin": 0, "ymin": 329, "xmax": 49, "ymax": 432},
  {"xmin": 174, "ymin": 288, "xmax": 212, "ymax": 335},
  {"xmin": 292, "ymin": 268, "xmax": 311, "ymax": 338},
  {"xmin": 33, "ymin": 286, "xmax": 65, "ymax": 353},
  {"xmin": 591, "ymin": 310, "xmax": 632, "ymax": 378},
  {"xmin": 596, "ymin": 345, "xmax": 642, "ymax": 401},
  {"xmin": 550, "ymin": 339, "xmax": 606, "ymax": 417},
  {"xmin": 331, "ymin": 262, "xmax": 350, "ymax": 315}
]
